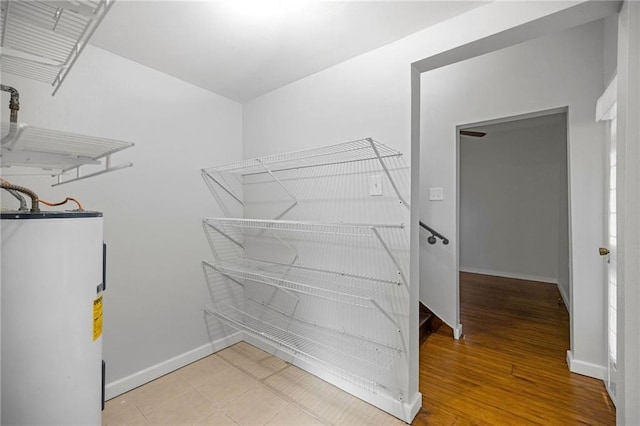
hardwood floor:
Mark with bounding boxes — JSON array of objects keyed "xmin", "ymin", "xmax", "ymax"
[{"xmin": 415, "ymin": 272, "xmax": 616, "ymax": 425}]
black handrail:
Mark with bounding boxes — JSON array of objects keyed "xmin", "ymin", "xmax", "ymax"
[{"xmin": 419, "ymin": 221, "xmax": 449, "ymax": 245}]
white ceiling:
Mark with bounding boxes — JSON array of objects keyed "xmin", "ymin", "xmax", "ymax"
[{"xmin": 90, "ymin": 1, "xmax": 485, "ymax": 103}]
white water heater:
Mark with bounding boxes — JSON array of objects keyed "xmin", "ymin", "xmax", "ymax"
[{"xmin": 1, "ymin": 211, "xmax": 105, "ymax": 425}]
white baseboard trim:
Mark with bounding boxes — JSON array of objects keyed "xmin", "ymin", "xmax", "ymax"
[
  {"xmin": 566, "ymin": 350, "xmax": 605, "ymax": 380},
  {"xmin": 459, "ymin": 267, "xmax": 557, "ymax": 284},
  {"xmin": 105, "ymin": 332, "xmax": 242, "ymax": 400},
  {"xmin": 453, "ymin": 323, "xmax": 463, "ymax": 340},
  {"xmin": 557, "ymin": 282, "xmax": 570, "ymax": 311}
]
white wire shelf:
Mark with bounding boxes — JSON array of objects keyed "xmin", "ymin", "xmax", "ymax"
[
  {"xmin": 202, "ymin": 258, "xmax": 402, "ymax": 309},
  {"xmin": 203, "ymin": 138, "xmax": 402, "ymax": 176},
  {"xmin": 202, "ymin": 217, "xmax": 409, "ymax": 288},
  {"xmin": 1, "ymin": 0, "xmax": 114, "ymax": 95},
  {"xmin": 204, "ymin": 302, "xmax": 402, "ymax": 395},
  {"xmin": 244, "ymin": 297, "xmax": 402, "ymax": 355},
  {"xmin": 1, "ymin": 122, "xmax": 134, "ymax": 185},
  {"xmin": 203, "ymin": 217, "xmax": 404, "ymax": 237},
  {"xmin": 201, "ymin": 138, "xmax": 410, "ymax": 214}
]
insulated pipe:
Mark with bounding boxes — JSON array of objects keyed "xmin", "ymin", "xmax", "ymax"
[
  {"xmin": 0, "ymin": 84, "xmax": 20, "ymax": 123},
  {"xmin": 0, "ymin": 181, "xmax": 40, "ymax": 212},
  {"xmin": 0, "ymin": 86, "xmax": 29, "ymax": 210},
  {"xmin": 3, "ymin": 188, "xmax": 28, "ymax": 211},
  {"xmin": 0, "ymin": 87, "xmax": 39, "ymax": 213},
  {"xmin": 1, "ymin": 84, "xmax": 20, "ymax": 146}
]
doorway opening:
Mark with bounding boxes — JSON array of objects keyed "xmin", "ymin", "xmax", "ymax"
[{"xmin": 457, "ymin": 109, "xmax": 571, "ymax": 317}]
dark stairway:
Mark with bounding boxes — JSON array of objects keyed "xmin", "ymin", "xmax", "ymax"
[
  {"xmin": 417, "ymin": 221, "xmax": 447, "ymax": 344},
  {"xmin": 419, "ymin": 302, "xmax": 442, "ymax": 344}
]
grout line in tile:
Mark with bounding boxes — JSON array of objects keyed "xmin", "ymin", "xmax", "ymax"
[
  {"xmin": 217, "ymin": 383, "xmax": 286, "ymax": 425},
  {"xmin": 258, "ymin": 362, "xmax": 293, "ymax": 382},
  {"xmin": 259, "ymin": 365, "xmax": 333, "ymax": 426},
  {"xmin": 282, "ymin": 400, "xmax": 331, "ymax": 426},
  {"xmin": 211, "ymin": 352, "xmax": 239, "ymax": 369},
  {"xmin": 265, "ymin": 403, "xmax": 291, "ymax": 426},
  {"xmin": 119, "ymin": 367, "xmax": 211, "ymax": 422},
  {"xmin": 261, "ymin": 397, "xmax": 291, "ymax": 426},
  {"xmin": 191, "ymin": 363, "xmax": 261, "ymax": 414},
  {"xmin": 220, "ymin": 352, "xmax": 289, "ymax": 381},
  {"xmin": 130, "ymin": 399, "xmax": 151, "ymax": 424},
  {"xmin": 205, "ymin": 379, "xmax": 254, "ymax": 410}
]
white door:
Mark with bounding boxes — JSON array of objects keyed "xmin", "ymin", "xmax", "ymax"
[
  {"xmin": 596, "ymin": 76, "xmax": 618, "ymax": 405},
  {"xmin": 604, "ymin": 114, "xmax": 618, "ymax": 404}
]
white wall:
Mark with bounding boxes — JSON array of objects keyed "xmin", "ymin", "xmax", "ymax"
[
  {"xmin": 420, "ymin": 20, "xmax": 607, "ymax": 375},
  {"xmin": 604, "ymin": 14, "xmax": 619, "ymax": 85},
  {"xmin": 244, "ymin": 2, "xmax": 614, "ymax": 381},
  {"xmin": 459, "ymin": 116, "xmax": 568, "ymax": 285},
  {"xmin": 0, "ymin": 45, "xmax": 243, "ymax": 394}
]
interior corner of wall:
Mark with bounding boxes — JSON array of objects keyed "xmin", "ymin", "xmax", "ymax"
[
  {"xmin": 557, "ymin": 282, "xmax": 570, "ymax": 311},
  {"xmin": 566, "ymin": 349, "xmax": 574, "ymax": 369}
]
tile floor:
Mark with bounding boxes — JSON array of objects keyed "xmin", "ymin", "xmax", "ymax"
[{"xmin": 102, "ymin": 342, "xmax": 406, "ymax": 425}]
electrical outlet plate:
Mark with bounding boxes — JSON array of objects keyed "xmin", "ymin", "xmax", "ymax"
[{"xmin": 429, "ymin": 187, "xmax": 444, "ymax": 201}]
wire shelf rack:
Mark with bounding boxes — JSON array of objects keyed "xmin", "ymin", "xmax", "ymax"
[
  {"xmin": 203, "ymin": 138, "xmax": 402, "ymax": 176},
  {"xmin": 204, "ymin": 302, "xmax": 402, "ymax": 395},
  {"xmin": 1, "ymin": 0, "xmax": 114, "ymax": 95},
  {"xmin": 203, "ymin": 217, "xmax": 404, "ymax": 238},
  {"xmin": 200, "ymin": 138, "xmax": 412, "ymax": 411},
  {"xmin": 202, "ymin": 138, "xmax": 410, "ymax": 218},
  {"xmin": 1, "ymin": 122, "xmax": 134, "ymax": 185},
  {"xmin": 202, "ymin": 217, "xmax": 409, "ymax": 288},
  {"xmin": 203, "ymin": 258, "xmax": 401, "ymax": 308}
]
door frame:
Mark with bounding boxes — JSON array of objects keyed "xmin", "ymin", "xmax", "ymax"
[
  {"xmin": 409, "ymin": 1, "xmax": 618, "ymax": 365},
  {"xmin": 596, "ymin": 74, "xmax": 618, "ymax": 404},
  {"xmin": 615, "ymin": 1, "xmax": 640, "ymax": 420},
  {"xmin": 455, "ymin": 106, "xmax": 572, "ymax": 312}
]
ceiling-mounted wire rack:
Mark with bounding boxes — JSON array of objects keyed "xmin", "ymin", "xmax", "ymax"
[
  {"xmin": 1, "ymin": 122, "xmax": 134, "ymax": 186},
  {"xmin": 0, "ymin": 0, "xmax": 114, "ymax": 95}
]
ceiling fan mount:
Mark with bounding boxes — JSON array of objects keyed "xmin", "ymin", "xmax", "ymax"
[{"xmin": 459, "ymin": 130, "xmax": 487, "ymax": 138}]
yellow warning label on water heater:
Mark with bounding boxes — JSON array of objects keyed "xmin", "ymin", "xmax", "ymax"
[{"xmin": 93, "ymin": 295, "xmax": 103, "ymax": 341}]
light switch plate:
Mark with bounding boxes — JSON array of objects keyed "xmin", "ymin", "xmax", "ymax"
[
  {"xmin": 429, "ymin": 187, "xmax": 444, "ymax": 201},
  {"xmin": 370, "ymin": 175, "xmax": 383, "ymax": 196}
]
